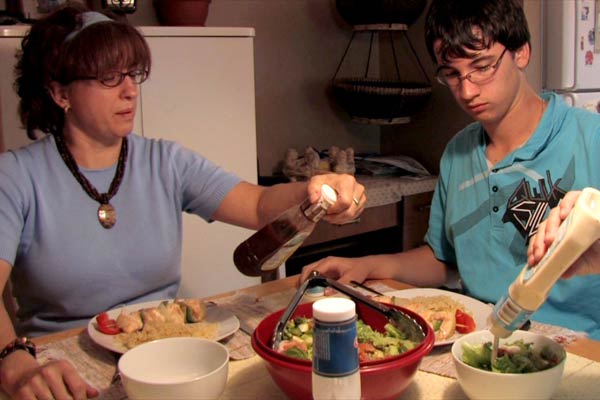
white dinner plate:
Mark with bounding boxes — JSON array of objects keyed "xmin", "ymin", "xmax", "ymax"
[
  {"xmin": 383, "ymin": 288, "xmax": 492, "ymax": 346},
  {"xmin": 87, "ymin": 299, "xmax": 240, "ymax": 354}
]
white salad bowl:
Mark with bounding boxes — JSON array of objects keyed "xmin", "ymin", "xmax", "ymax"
[
  {"xmin": 118, "ymin": 337, "xmax": 229, "ymax": 399},
  {"xmin": 451, "ymin": 330, "xmax": 566, "ymax": 400}
]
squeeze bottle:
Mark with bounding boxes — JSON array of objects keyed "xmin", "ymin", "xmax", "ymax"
[
  {"xmin": 489, "ymin": 187, "xmax": 600, "ymax": 338},
  {"xmin": 233, "ymin": 184, "xmax": 337, "ymax": 277}
]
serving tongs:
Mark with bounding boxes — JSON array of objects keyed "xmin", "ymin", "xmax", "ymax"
[{"xmin": 271, "ymin": 272, "xmax": 426, "ymax": 350}]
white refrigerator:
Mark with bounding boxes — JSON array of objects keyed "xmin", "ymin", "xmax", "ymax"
[{"xmin": 543, "ymin": 0, "xmax": 600, "ymax": 113}]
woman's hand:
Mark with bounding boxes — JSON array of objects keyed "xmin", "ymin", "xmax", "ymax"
[
  {"xmin": 0, "ymin": 351, "xmax": 99, "ymax": 400},
  {"xmin": 528, "ymin": 190, "xmax": 600, "ymax": 278},
  {"xmin": 306, "ymin": 174, "xmax": 366, "ymax": 225}
]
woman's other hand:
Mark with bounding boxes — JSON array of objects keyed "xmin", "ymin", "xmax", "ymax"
[{"xmin": 0, "ymin": 352, "xmax": 99, "ymax": 400}]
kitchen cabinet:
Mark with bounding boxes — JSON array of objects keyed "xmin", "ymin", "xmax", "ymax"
[
  {"xmin": 283, "ymin": 180, "xmax": 434, "ymax": 278},
  {"xmin": 0, "ymin": 26, "xmax": 260, "ymax": 297},
  {"xmin": 303, "ymin": 190, "xmax": 433, "ymax": 251},
  {"xmin": 401, "ymin": 190, "xmax": 433, "ymax": 250}
]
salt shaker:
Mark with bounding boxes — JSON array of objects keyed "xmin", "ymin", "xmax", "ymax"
[{"xmin": 312, "ymin": 297, "xmax": 361, "ymax": 400}]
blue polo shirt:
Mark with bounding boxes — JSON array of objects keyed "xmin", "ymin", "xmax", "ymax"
[{"xmin": 426, "ymin": 92, "xmax": 600, "ymax": 339}]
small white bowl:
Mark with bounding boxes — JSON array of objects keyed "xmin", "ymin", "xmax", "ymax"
[
  {"xmin": 118, "ymin": 337, "xmax": 229, "ymax": 400},
  {"xmin": 451, "ymin": 330, "xmax": 566, "ymax": 400}
]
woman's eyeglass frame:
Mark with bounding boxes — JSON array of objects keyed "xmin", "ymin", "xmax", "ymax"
[
  {"xmin": 435, "ymin": 47, "xmax": 508, "ymax": 88},
  {"xmin": 72, "ymin": 69, "xmax": 149, "ymax": 88}
]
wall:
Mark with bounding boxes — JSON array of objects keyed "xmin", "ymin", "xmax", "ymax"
[
  {"xmin": 94, "ymin": 0, "xmax": 381, "ymax": 177},
  {"xmin": 25, "ymin": 0, "xmax": 545, "ymax": 178}
]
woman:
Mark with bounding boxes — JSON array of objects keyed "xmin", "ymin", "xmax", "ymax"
[{"xmin": 0, "ymin": 5, "xmax": 365, "ymax": 399}]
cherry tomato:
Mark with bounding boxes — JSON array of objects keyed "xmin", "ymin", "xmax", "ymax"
[
  {"xmin": 96, "ymin": 312, "xmax": 121, "ymax": 335},
  {"xmin": 96, "ymin": 312, "xmax": 110, "ymax": 325},
  {"xmin": 455, "ymin": 309, "xmax": 476, "ymax": 333}
]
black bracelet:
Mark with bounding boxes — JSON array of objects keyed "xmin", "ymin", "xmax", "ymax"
[{"xmin": 0, "ymin": 337, "xmax": 36, "ymax": 360}]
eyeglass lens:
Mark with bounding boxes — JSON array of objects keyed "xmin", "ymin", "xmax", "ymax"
[{"xmin": 100, "ymin": 70, "xmax": 148, "ymax": 87}]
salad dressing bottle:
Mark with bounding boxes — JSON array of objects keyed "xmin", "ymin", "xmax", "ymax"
[
  {"xmin": 233, "ymin": 184, "xmax": 337, "ymax": 277},
  {"xmin": 489, "ymin": 187, "xmax": 600, "ymax": 359}
]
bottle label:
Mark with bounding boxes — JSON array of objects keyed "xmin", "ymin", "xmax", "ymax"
[
  {"xmin": 260, "ymin": 232, "xmax": 309, "ymax": 271},
  {"xmin": 312, "ymin": 317, "xmax": 359, "ymax": 377}
]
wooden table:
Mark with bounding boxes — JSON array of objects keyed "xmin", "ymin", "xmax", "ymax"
[{"xmin": 11, "ymin": 276, "xmax": 596, "ymax": 400}]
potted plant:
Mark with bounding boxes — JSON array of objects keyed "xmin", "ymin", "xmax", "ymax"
[{"xmin": 153, "ymin": 0, "xmax": 211, "ymax": 26}]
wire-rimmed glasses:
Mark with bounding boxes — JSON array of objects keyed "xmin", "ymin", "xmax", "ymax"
[{"xmin": 436, "ymin": 47, "xmax": 508, "ymax": 88}]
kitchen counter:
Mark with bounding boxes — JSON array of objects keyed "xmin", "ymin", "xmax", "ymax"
[{"xmin": 357, "ymin": 174, "xmax": 437, "ymax": 209}]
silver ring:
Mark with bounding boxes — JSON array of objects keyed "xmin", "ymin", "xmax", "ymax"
[{"xmin": 353, "ymin": 196, "xmax": 360, "ymax": 206}]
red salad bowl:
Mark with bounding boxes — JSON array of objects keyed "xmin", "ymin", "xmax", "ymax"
[{"xmin": 251, "ymin": 300, "xmax": 434, "ymax": 400}]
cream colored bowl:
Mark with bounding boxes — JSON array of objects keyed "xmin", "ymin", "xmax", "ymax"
[
  {"xmin": 451, "ymin": 330, "xmax": 566, "ymax": 400},
  {"xmin": 118, "ymin": 337, "xmax": 229, "ymax": 400}
]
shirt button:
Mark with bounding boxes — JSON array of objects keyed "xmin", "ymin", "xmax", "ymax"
[
  {"xmin": 493, "ymin": 206, "xmax": 499, "ymax": 212},
  {"xmin": 492, "ymin": 186, "xmax": 498, "ymax": 192}
]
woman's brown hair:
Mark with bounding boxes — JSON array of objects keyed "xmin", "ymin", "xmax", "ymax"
[{"xmin": 14, "ymin": 4, "xmax": 151, "ymax": 138}]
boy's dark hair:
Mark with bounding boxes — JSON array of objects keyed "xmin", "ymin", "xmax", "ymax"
[
  {"xmin": 15, "ymin": 4, "xmax": 151, "ymax": 138},
  {"xmin": 424, "ymin": 0, "xmax": 531, "ymax": 64}
]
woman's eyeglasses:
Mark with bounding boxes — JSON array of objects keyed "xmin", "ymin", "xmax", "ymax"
[
  {"xmin": 436, "ymin": 47, "xmax": 508, "ymax": 88},
  {"xmin": 73, "ymin": 69, "xmax": 149, "ymax": 88}
]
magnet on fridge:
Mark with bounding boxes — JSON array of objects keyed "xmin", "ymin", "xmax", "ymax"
[
  {"xmin": 582, "ymin": 6, "xmax": 590, "ymax": 21},
  {"xmin": 585, "ymin": 50, "xmax": 594, "ymax": 65}
]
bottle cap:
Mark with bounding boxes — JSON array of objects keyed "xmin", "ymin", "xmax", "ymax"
[
  {"xmin": 312, "ymin": 297, "xmax": 355, "ymax": 322},
  {"xmin": 320, "ymin": 184, "xmax": 337, "ymax": 207},
  {"xmin": 305, "ymin": 285, "xmax": 326, "ymax": 297},
  {"xmin": 303, "ymin": 184, "xmax": 338, "ymax": 221}
]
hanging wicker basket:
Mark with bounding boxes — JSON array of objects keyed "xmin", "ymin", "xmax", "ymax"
[
  {"xmin": 332, "ymin": 78, "xmax": 432, "ymax": 124},
  {"xmin": 335, "ymin": 0, "xmax": 427, "ymax": 27}
]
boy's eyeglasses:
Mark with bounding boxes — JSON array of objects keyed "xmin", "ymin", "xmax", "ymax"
[
  {"xmin": 74, "ymin": 69, "xmax": 149, "ymax": 88},
  {"xmin": 436, "ymin": 47, "xmax": 508, "ymax": 88}
]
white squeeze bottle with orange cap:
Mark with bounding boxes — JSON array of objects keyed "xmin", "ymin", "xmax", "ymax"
[{"xmin": 489, "ymin": 187, "xmax": 600, "ymax": 340}]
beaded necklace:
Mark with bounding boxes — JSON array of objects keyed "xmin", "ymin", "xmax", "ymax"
[{"xmin": 54, "ymin": 134, "xmax": 128, "ymax": 229}]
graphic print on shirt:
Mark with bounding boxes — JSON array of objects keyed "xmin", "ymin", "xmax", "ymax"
[{"xmin": 502, "ymin": 173, "xmax": 566, "ymax": 242}]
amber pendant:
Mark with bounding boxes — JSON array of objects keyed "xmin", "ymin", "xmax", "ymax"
[{"xmin": 98, "ymin": 203, "xmax": 116, "ymax": 229}]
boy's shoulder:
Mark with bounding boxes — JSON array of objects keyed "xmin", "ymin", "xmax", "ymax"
[{"xmin": 446, "ymin": 121, "xmax": 483, "ymax": 150}]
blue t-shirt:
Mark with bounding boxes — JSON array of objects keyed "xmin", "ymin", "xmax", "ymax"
[
  {"xmin": 0, "ymin": 133, "xmax": 241, "ymax": 336},
  {"xmin": 426, "ymin": 92, "xmax": 600, "ymax": 339}
]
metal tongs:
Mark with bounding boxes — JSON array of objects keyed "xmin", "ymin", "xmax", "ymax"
[{"xmin": 271, "ymin": 272, "xmax": 426, "ymax": 350}]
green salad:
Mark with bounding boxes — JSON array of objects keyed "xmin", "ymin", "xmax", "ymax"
[
  {"xmin": 278, "ymin": 316, "xmax": 419, "ymax": 361},
  {"xmin": 461, "ymin": 339, "xmax": 563, "ymax": 373}
]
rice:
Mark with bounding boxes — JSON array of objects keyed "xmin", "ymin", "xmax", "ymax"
[{"xmin": 117, "ymin": 321, "xmax": 219, "ymax": 349}]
